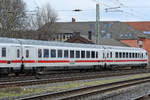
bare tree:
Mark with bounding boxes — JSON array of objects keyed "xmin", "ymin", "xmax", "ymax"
[
  {"xmin": 0, "ymin": 0, "xmax": 27, "ymax": 36},
  {"xmin": 30, "ymin": 4, "xmax": 58, "ymax": 40}
]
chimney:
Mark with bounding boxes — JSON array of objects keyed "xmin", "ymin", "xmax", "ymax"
[
  {"xmin": 72, "ymin": 18, "xmax": 76, "ymax": 22},
  {"xmin": 88, "ymin": 31, "xmax": 92, "ymax": 40}
]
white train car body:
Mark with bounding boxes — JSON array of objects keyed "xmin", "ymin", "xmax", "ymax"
[{"xmin": 0, "ymin": 37, "xmax": 148, "ymax": 73}]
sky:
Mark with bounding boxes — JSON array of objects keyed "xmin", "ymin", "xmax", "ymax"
[{"xmin": 24, "ymin": 0, "xmax": 150, "ymax": 22}]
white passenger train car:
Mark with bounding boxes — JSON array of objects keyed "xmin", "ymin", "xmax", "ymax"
[{"xmin": 0, "ymin": 37, "xmax": 148, "ymax": 74}]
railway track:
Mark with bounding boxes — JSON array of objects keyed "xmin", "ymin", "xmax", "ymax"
[
  {"xmin": 0, "ymin": 68, "xmax": 150, "ymax": 88},
  {"xmin": 20, "ymin": 76, "xmax": 150, "ymax": 100}
]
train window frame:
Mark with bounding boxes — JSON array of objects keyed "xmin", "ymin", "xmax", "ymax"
[
  {"xmin": 96, "ymin": 52, "xmax": 98, "ymax": 58},
  {"xmin": 142, "ymin": 53, "xmax": 143, "ymax": 58},
  {"xmin": 110, "ymin": 52, "xmax": 112, "ymax": 58},
  {"xmin": 138, "ymin": 53, "xmax": 140, "ymax": 58},
  {"xmin": 115, "ymin": 52, "xmax": 118, "ymax": 58},
  {"xmin": 70, "ymin": 50, "xmax": 74, "ymax": 58},
  {"xmin": 123, "ymin": 52, "xmax": 125, "ymax": 58},
  {"xmin": 51, "ymin": 49, "xmax": 56, "ymax": 58},
  {"xmin": 26, "ymin": 50, "xmax": 29, "ymax": 58},
  {"xmin": 132, "ymin": 53, "xmax": 134, "ymax": 58},
  {"xmin": 2, "ymin": 47, "xmax": 6, "ymax": 57},
  {"xmin": 58, "ymin": 50, "xmax": 62, "ymax": 58},
  {"xmin": 86, "ymin": 51, "xmax": 90, "ymax": 58},
  {"xmin": 76, "ymin": 51, "xmax": 80, "ymax": 58},
  {"xmin": 126, "ymin": 52, "xmax": 128, "ymax": 58},
  {"xmin": 17, "ymin": 49, "xmax": 20, "ymax": 58},
  {"xmin": 107, "ymin": 53, "xmax": 109, "ymax": 58},
  {"xmin": 129, "ymin": 53, "xmax": 132, "ymax": 58},
  {"xmin": 64, "ymin": 50, "xmax": 68, "ymax": 58},
  {"xmin": 44, "ymin": 49, "xmax": 49, "ymax": 58},
  {"xmin": 135, "ymin": 53, "xmax": 138, "ymax": 58},
  {"xmin": 91, "ymin": 51, "xmax": 95, "ymax": 58},
  {"xmin": 119, "ymin": 52, "xmax": 122, "ymax": 58},
  {"xmin": 103, "ymin": 53, "xmax": 105, "ymax": 59},
  {"xmin": 81, "ymin": 51, "xmax": 85, "ymax": 58},
  {"xmin": 38, "ymin": 49, "xmax": 42, "ymax": 58}
]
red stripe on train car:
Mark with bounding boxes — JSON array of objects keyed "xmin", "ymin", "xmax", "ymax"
[
  {"xmin": 75, "ymin": 60, "xmax": 99, "ymax": 63},
  {"xmin": 38, "ymin": 60, "xmax": 70, "ymax": 63},
  {"xmin": 113, "ymin": 60, "xmax": 147, "ymax": 62},
  {"xmin": 0, "ymin": 60, "xmax": 7, "ymax": 63},
  {"xmin": 24, "ymin": 60, "xmax": 35, "ymax": 63},
  {"xmin": 11, "ymin": 60, "xmax": 22, "ymax": 63}
]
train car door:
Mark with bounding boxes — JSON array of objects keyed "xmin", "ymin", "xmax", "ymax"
[
  {"xmin": 23, "ymin": 46, "xmax": 36, "ymax": 68},
  {"xmin": 6, "ymin": 46, "xmax": 22, "ymax": 69}
]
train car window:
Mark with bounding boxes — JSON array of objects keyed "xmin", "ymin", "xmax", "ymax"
[
  {"xmin": 132, "ymin": 53, "xmax": 134, "ymax": 58},
  {"xmin": 86, "ymin": 51, "xmax": 90, "ymax": 58},
  {"xmin": 17, "ymin": 49, "xmax": 20, "ymax": 58},
  {"xmin": 129, "ymin": 53, "xmax": 132, "ymax": 58},
  {"xmin": 91, "ymin": 51, "xmax": 95, "ymax": 58},
  {"xmin": 2, "ymin": 48, "xmax": 6, "ymax": 57},
  {"xmin": 70, "ymin": 50, "xmax": 74, "ymax": 58},
  {"xmin": 51, "ymin": 49, "xmax": 56, "ymax": 58},
  {"xmin": 119, "ymin": 52, "xmax": 122, "ymax": 58},
  {"xmin": 107, "ymin": 53, "xmax": 109, "ymax": 58},
  {"xmin": 44, "ymin": 49, "xmax": 49, "ymax": 58},
  {"xmin": 135, "ymin": 53, "xmax": 138, "ymax": 58},
  {"xmin": 115, "ymin": 52, "xmax": 118, "ymax": 58},
  {"xmin": 103, "ymin": 53, "xmax": 105, "ymax": 59},
  {"xmin": 138, "ymin": 53, "xmax": 140, "ymax": 58},
  {"xmin": 123, "ymin": 52, "xmax": 125, "ymax": 58},
  {"xmin": 64, "ymin": 50, "xmax": 68, "ymax": 58},
  {"xmin": 26, "ymin": 50, "xmax": 29, "ymax": 58},
  {"xmin": 142, "ymin": 53, "xmax": 143, "ymax": 58},
  {"xmin": 76, "ymin": 51, "xmax": 80, "ymax": 58},
  {"xmin": 126, "ymin": 53, "xmax": 128, "ymax": 58},
  {"xmin": 38, "ymin": 49, "xmax": 42, "ymax": 58},
  {"xmin": 110, "ymin": 52, "xmax": 112, "ymax": 58},
  {"xmin": 58, "ymin": 50, "xmax": 62, "ymax": 58},
  {"xmin": 96, "ymin": 52, "xmax": 98, "ymax": 58},
  {"xmin": 81, "ymin": 51, "xmax": 85, "ymax": 58}
]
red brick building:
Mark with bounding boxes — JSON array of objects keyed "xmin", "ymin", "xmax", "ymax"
[{"xmin": 122, "ymin": 22, "xmax": 150, "ymax": 62}]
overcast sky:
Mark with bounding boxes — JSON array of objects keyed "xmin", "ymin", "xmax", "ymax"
[{"xmin": 24, "ymin": 0, "xmax": 150, "ymax": 22}]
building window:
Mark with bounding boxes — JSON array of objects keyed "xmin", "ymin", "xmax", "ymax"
[
  {"xmin": 104, "ymin": 24, "xmax": 108, "ymax": 28},
  {"xmin": 104, "ymin": 33, "xmax": 112, "ymax": 39}
]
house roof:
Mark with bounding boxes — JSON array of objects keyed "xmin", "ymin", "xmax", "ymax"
[
  {"xmin": 101, "ymin": 38, "xmax": 129, "ymax": 47},
  {"xmin": 65, "ymin": 32, "xmax": 128, "ymax": 47},
  {"xmin": 65, "ymin": 32, "xmax": 94, "ymax": 44},
  {"xmin": 124, "ymin": 21, "xmax": 150, "ymax": 31}
]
